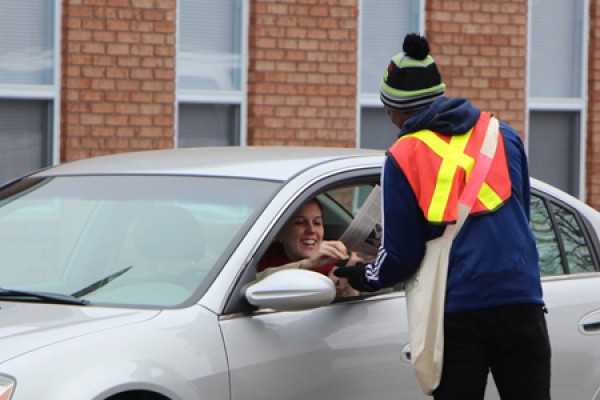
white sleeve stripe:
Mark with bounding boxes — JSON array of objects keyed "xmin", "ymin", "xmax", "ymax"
[
  {"xmin": 366, "ymin": 161, "xmax": 388, "ymax": 283},
  {"xmin": 366, "ymin": 247, "xmax": 387, "ymax": 281}
]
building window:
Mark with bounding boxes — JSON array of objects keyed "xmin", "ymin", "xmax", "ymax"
[
  {"xmin": 527, "ymin": 0, "xmax": 588, "ymax": 197},
  {"xmin": 529, "ymin": 111, "xmax": 581, "ymax": 196},
  {"xmin": 358, "ymin": 0, "xmax": 423, "ymax": 150},
  {"xmin": 177, "ymin": 0, "xmax": 246, "ymax": 147},
  {"xmin": 0, "ymin": 0, "xmax": 57, "ymax": 183},
  {"xmin": 178, "ymin": 104, "xmax": 240, "ymax": 147}
]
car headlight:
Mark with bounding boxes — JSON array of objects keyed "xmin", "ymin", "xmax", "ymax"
[{"xmin": 0, "ymin": 375, "xmax": 15, "ymax": 400}]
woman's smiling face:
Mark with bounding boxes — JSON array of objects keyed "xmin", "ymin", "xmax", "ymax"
[{"xmin": 278, "ymin": 200, "xmax": 324, "ymax": 261}]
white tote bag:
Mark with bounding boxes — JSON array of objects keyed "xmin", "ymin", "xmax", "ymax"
[
  {"xmin": 404, "ymin": 115, "xmax": 499, "ymax": 395},
  {"xmin": 404, "ymin": 214, "xmax": 461, "ymax": 395}
]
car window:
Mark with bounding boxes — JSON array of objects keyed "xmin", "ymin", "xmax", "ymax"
[
  {"xmin": 530, "ymin": 193, "xmax": 595, "ymax": 276},
  {"xmin": 318, "ymin": 184, "xmax": 377, "ymax": 240},
  {"xmin": 318, "ymin": 184, "xmax": 381, "ymax": 256},
  {"xmin": 251, "ymin": 180, "xmax": 384, "ymax": 301},
  {"xmin": 551, "ymin": 201, "xmax": 595, "ymax": 273},
  {"xmin": 319, "ymin": 183, "xmax": 391, "ymax": 297},
  {"xmin": 0, "ymin": 175, "xmax": 280, "ymax": 307},
  {"xmin": 324, "ymin": 185, "xmax": 375, "ymax": 217},
  {"xmin": 531, "ymin": 195, "xmax": 563, "ymax": 275}
]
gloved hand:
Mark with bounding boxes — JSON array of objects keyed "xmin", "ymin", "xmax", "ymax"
[{"xmin": 333, "ymin": 262, "xmax": 379, "ymax": 292}]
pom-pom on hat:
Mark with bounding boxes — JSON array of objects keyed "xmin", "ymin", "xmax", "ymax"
[{"xmin": 380, "ymin": 33, "xmax": 446, "ymax": 112}]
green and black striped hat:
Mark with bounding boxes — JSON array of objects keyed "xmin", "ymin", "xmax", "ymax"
[{"xmin": 380, "ymin": 34, "xmax": 446, "ymax": 112}]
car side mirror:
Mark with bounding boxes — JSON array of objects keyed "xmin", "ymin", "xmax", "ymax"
[{"xmin": 244, "ymin": 269, "xmax": 336, "ymax": 311}]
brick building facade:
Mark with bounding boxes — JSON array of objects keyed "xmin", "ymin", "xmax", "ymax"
[
  {"xmin": 61, "ymin": 0, "xmax": 177, "ymax": 160},
  {"xmin": 248, "ymin": 0, "xmax": 358, "ymax": 147},
  {"xmin": 47, "ymin": 1, "xmax": 600, "ymax": 207}
]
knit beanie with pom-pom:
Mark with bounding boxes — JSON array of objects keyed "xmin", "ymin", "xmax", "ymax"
[{"xmin": 380, "ymin": 33, "xmax": 446, "ymax": 112}]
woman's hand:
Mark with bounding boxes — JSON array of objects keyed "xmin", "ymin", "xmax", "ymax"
[
  {"xmin": 329, "ymin": 252, "xmax": 363, "ymax": 297},
  {"xmin": 329, "ymin": 267, "xmax": 360, "ymax": 297},
  {"xmin": 300, "ymin": 240, "xmax": 348, "ymax": 270},
  {"xmin": 346, "ymin": 251, "xmax": 365, "ymax": 266}
]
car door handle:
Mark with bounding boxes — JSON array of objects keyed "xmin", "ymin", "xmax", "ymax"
[
  {"xmin": 579, "ymin": 311, "xmax": 600, "ymax": 334},
  {"xmin": 401, "ymin": 343, "xmax": 412, "ymax": 363}
]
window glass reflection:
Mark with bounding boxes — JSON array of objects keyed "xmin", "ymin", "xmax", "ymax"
[
  {"xmin": 530, "ymin": 195, "xmax": 564, "ymax": 276},
  {"xmin": 551, "ymin": 202, "xmax": 594, "ymax": 273}
]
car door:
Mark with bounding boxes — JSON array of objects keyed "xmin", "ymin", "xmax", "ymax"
[
  {"xmin": 220, "ymin": 292, "xmax": 427, "ymax": 400},
  {"xmin": 530, "ymin": 191, "xmax": 600, "ymax": 399},
  {"xmin": 219, "ymin": 177, "xmax": 428, "ymax": 400}
]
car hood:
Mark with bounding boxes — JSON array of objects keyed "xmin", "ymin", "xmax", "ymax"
[{"xmin": 0, "ymin": 301, "xmax": 159, "ymax": 364}]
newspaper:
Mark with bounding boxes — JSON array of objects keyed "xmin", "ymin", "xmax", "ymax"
[{"xmin": 338, "ymin": 185, "xmax": 382, "ymax": 258}]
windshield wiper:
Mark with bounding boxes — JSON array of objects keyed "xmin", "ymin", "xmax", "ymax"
[
  {"xmin": 0, "ymin": 288, "xmax": 89, "ymax": 305},
  {"xmin": 0, "ymin": 265, "xmax": 133, "ymax": 305},
  {"xmin": 71, "ymin": 265, "xmax": 133, "ymax": 298}
]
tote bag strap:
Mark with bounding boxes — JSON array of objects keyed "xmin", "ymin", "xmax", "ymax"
[{"xmin": 452, "ymin": 112, "xmax": 500, "ymax": 236}]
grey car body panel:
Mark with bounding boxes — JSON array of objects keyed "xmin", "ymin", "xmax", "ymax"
[
  {"xmin": 33, "ymin": 147, "xmax": 384, "ymax": 181},
  {"xmin": 0, "ymin": 304, "xmax": 229, "ymax": 400}
]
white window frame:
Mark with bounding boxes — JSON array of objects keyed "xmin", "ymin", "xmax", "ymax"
[
  {"xmin": 0, "ymin": 0, "xmax": 61, "ymax": 165},
  {"xmin": 526, "ymin": 0, "xmax": 589, "ymax": 199},
  {"xmin": 175, "ymin": 0, "xmax": 249, "ymax": 147}
]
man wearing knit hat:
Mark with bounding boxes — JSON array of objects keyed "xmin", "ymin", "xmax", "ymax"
[{"xmin": 336, "ymin": 34, "xmax": 551, "ymax": 399}]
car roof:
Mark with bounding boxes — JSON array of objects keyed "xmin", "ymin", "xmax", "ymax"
[
  {"xmin": 30, "ymin": 146, "xmax": 596, "ymax": 223},
  {"xmin": 33, "ymin": 146, "xmax": 386, "ymax": 181}
]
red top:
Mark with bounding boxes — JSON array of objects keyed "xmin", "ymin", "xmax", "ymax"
[{"xmin": 257, "ymin": 242, "xmax": 335, "ymax": 275}]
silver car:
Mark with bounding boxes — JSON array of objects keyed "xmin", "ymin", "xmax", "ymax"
[{"xmin": 0, "ymin": 147, "xmax": 598, "ymax": 400}]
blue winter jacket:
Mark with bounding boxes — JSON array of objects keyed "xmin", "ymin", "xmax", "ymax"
[{"xmin": 366, "ymin": 97, "xmax": 544, "ymax": 313}]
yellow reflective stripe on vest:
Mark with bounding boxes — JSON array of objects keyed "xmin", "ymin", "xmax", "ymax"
[
  {"xmin": 403, "ymin": 129, "xmax": 475, "ymax": 222},
  {"xmin": 478, "ymin": 182, "xmax": 503, "ymax": 210}
]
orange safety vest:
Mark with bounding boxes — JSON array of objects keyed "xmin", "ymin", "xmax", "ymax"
[{"xmin": 388, "ymin": 112, "xmax": 512, "ymax": 223}]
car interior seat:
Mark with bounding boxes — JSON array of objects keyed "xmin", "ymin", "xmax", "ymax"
[{"xmin": 131, "ymin": 204, "xmax": 206, "ymax": 273}]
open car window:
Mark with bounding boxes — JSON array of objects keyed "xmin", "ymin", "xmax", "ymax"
[
  {"xmin": 224, "ymin": 172, "xmax": 386, "ymax": 315},
  {"xmin": 258, "ymin": 181, "xmax": 389, "ymax": 299},
  {"xmin": 317, "ymin": 184, "xmax": 378, "ymax": 242}
]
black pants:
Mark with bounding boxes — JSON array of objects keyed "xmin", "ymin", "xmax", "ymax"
[{"xmin": 433, "ymin": 304, "xmax": 551, "ymax": 400}]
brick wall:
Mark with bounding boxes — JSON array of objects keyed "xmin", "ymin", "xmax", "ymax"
[
  {"xmin": 425, "ymin": 0, "xmax": 528, "ymax": 137},
  {"xmin": 588, "ymin": 0, "xmax": 600, "ymax": 208},
  {"xmin": 247, "ymin": 0, "xmax": 358, "ymax": 147},
  {"xmin": 58, "ymin": 0, "xmax": 600, "ymax": 207},
  {"xmin": 60, "ymin": 0, "xmax": 176, "ymax": 162}
]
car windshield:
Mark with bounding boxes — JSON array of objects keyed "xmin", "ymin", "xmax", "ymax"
[{"xmin": 0, "ymin": 175, "xmax": 280, "ymax": 308}]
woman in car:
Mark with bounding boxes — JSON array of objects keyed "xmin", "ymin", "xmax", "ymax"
[{"xmin": 257, "ymin": 198, "xmax": 361, "ymax": 296}]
